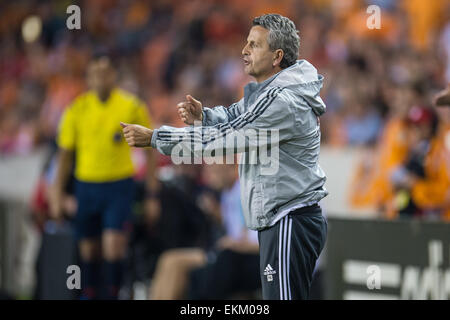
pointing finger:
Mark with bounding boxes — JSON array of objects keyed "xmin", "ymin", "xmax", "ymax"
[{"xmin": 186, "ymin": 95, "xmax": 200, "ymax": 105}]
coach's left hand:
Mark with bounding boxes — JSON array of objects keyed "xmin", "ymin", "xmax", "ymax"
[{"xmin": 120, "ymin": 122, "xmax": 153, "ymax": 148}]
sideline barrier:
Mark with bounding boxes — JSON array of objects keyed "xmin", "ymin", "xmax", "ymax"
[
  {"xmin": 0, "ymin": 148, "xmax": 47, "ymax": 298},
  {"xmin": 0, "ymin": 199, "xmax": 29, "ymax": 297},
  {"xmin": 325, "ymin": 217, "xmax": 450, "ymax": 300}
]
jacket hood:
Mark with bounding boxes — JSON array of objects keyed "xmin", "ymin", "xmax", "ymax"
[{"xmin": 270, "ymin": 59, "xmax": 326, "ymax": 116}]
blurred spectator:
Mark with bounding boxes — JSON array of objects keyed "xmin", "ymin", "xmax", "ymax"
[
  {"xmin": 408, "ymin": 106, "xmax": 450, "ymax": 221},
  {"xmin": 350, "ymin": 100, "xmax": 450, "ymax": 220},
  {"xmin": 343, "ymin": 94, "xmax": 383, "ymax": 146},
  {"xmin": 187, "ymin": 163, "xmax": 260, "ymax": 300},
  {"xmin": 124, "ymin": 163, "xmax": 218, "ymax": 298},
  {"xmin": 416, "ymin": 85, "xmax": 450, "ymax": 221},
  {"xmin": 148, "ymin": 163, "xmax": 260, "ymax": 300},
  {"xmin": 389, "ymin": 106, "xmax": 439, "ymax": 218},
  {"xmin": 349, "ymin": 85, "xmax": 416, "ymax": 215}
]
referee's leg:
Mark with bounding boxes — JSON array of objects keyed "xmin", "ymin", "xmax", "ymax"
[{"xmin": 258, "ymin": 206, "xmax": 327, "ymax": 300}]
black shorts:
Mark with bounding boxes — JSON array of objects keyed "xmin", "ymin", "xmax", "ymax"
[
  {"xmin": 74, "ymin": 178, "xmax": 135, "ymax": 240},
  {"xmin": 257, "ymin": 204, "xmax": 327, "ymax": 300}
]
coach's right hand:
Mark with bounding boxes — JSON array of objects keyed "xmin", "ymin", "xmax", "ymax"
[
  {"xmin": 121, "ymin": 122, "xmax": 153, "ymax": 147},
  {"xmin": 177, "ymin": 95, "xmax": 203, "ymax": 125}
]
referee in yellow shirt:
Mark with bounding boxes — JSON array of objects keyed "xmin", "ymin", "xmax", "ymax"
[{"xmin": 49, "ymin": 56, "xmax": 158, "ymax": 300}]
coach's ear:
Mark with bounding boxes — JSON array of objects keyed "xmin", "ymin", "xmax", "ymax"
[
  {"xmin": 273, "ymin": 49, "xmax": 284, "ymax": 68},
  {"xmin": 120, "ymin": 122, "xmax": 128, "ymax": 128}
]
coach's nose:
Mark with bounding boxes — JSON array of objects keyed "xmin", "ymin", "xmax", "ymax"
[{"xmin": 242, "ymin": 43, "xmax": 249, "ymax": 56}]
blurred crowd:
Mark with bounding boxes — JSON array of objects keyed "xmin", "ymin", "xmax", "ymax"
[
  {"xmin": 1, "ymin": 0, "xmax": 450, "ymax": 221},
  {"xmin": 1, "ymin": 0, "xmax": 450, "ymax": 299}
]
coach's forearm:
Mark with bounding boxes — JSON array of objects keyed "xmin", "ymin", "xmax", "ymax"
[
  {"xmin": 150, "ymin": 126, "xmax": 222, "ymax": 157},
  {"xmin": 150, "ymin": 128, "xmax": 179, "ymax": 156}
]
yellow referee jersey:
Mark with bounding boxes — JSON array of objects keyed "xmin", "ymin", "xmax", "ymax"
[{"xmin": 57, "ymin": 88, "xmax": 152, "ymax": 183}]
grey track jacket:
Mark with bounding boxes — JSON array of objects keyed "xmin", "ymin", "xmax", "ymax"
[{"xmin": 151, "ymin": 59, "xmax": 328, "ymax": 230}]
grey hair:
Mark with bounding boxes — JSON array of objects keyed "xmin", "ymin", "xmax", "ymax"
[{"xmin": 252, "ymin": 14, "xmax": 300, "ymax": 69}]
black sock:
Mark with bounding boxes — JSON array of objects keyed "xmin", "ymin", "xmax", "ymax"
[
  {"xmin": 103, "ymin": 260, "xmax": 124, "ymax": 300},
  {"xmin": 80, "ymin": 261, "xmax": 101, "ymax": 300}
]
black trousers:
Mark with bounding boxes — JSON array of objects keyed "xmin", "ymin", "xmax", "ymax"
[{"xmin": 258, "ymin": 204, "xmax": 327, "ymax": 300}]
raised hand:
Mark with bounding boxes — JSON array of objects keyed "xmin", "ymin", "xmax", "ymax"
[{"xmin": 177, "ymin": 95, "xmax": 203, "ymax": 125}]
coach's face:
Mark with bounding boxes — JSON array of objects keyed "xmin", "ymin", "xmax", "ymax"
[{"xmin": 242, "ymin": 26, "xmax": 283, "ymax": 83}]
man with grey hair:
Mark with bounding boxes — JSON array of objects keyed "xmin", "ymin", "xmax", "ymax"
[{"xmin": 121, "ymin": 13, "xmax": 328, "ymax": 300}]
